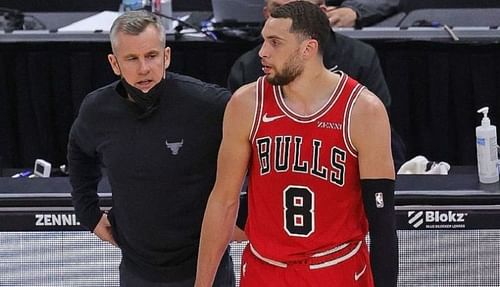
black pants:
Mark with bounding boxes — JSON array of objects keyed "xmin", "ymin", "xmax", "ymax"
[{"xmin": 120, "ymin": 250, "xmax": 235, "ymax": 287}]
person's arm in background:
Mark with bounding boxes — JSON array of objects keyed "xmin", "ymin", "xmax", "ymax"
[
  {"xmin": 227, "ymin": 45, "xmax": 263, "ymax": 93},
  {"xmin": 325, "ymin": 0, "xmax": 399, "ymax": 27},
  {"xmin": 331, "ymin": 32, "xmax": 406, "ymax": 168},
  {"xmin": 353, "ymin": 43, "xmax": 391, "ymax": 108},
  {"xmin": 67, "ymin": 101, "xmax": 116, "ymax": 246},
  {"xmin": 351, "ymin": 89, "xmax": 398, "ymax": 287},
  {"xmin": 195, "ymin": 83, "xmax": 255, "ymax": 287},
  {"xmin": 341, "ymin": 36, "xmax": 408, "ymax": 169},
  {"xmin": 331, "ymin": 33, "xmax": 391, "ymax": 108},
  {"xmin": 227, "ymin": 58, "xmax": 246, "ymax": 94}
]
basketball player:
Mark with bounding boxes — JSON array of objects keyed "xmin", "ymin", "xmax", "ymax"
[
  {"xmin": 227, "ymin": 0, "xmax": 408, "ymax": 170},
  {"xmin": 195, "ymin": 1, "xmax": 397, "ymax": 287}
]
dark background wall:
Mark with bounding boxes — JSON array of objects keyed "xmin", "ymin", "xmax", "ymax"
[
  {"xmin": 1, "ymin": 39, "xmax": 500, "ymax": 169},
  {"xmin": 2, "ymin": 1, "xmax": 500, "ymax": 170}
]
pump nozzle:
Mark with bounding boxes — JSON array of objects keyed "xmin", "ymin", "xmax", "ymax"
[{"xmin": 478, "ymin": 107, "xmax": 491, "ymax": 126}]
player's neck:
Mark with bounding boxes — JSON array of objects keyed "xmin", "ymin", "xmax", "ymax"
[{"xmin": 281, "ymin": 67, "xmax": 339, "ymax": 116}]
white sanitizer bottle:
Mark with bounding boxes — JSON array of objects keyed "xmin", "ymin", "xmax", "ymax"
[{"xmin": 476, "ymin": 107, "xmax": 499, "ymax": 183}]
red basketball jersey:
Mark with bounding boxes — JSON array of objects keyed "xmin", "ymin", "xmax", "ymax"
[{"xmin": 246, "ymin": 72, "xmax": 369, "ymax": 262}]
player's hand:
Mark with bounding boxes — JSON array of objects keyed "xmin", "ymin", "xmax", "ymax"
[
  {"xmin": 324, "ymin": 6, "xmax": 358, "ymax": 27},
  {"xmin": 93, "ymin": 213, "xmax": 117, "ymax": 246}
]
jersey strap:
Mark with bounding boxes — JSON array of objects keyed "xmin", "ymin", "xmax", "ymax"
[{"xmin": 249, "ymin": 76, "xmax": 265, "ymax": 143}]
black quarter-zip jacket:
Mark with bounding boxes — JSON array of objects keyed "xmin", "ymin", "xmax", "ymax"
[{"xmin": 68, "ymin": 72, "xmax": 230, "ymax": 281}]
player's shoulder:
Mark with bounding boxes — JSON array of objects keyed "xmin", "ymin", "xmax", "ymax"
[
  {"xmin": 224, "ymin": 81, "xmax": 258, "ymax": 122},
  {"xmin": 231, "ymin": 81, "xmax": 258, "ymax": 106},
  {"xmin": 353, "ymin": 88, "xmax": 386, "ymax": 118}
]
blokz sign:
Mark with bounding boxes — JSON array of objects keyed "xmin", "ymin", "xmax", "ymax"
[
  {"xmin": 408, "ymin": 210, "xmax": 467, "ymax": 229},
  {"xmin": 397, "ymin": 207, "xmax": 500, "ymax": 230}
]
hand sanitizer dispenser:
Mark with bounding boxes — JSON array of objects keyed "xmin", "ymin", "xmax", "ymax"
[{"xmin": 476, "ymin": 107, "xmax": 499, "ymax": 183}]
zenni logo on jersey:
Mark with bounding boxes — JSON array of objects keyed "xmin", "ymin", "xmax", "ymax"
[{"xmin": 316, "ymin": 121, "xmax": 342, "ymax": 130}]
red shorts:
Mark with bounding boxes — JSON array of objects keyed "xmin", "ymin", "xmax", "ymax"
[{"xmin": 239, "ymin": 241, "xmax": 374, "ymax": 287}]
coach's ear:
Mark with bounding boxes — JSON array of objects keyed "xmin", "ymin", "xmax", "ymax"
[
  {"xmin": 108, "ymin": 54, "xmax": 121, "ymax": 76},
  {"xmin": 163, "ymin": 47, "xmax": 171, "ymax": 72}
]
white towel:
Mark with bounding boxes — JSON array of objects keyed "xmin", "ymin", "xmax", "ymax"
[{"xmin": 397, "ymin": 155, "xmax": 450, "ymax": 175}]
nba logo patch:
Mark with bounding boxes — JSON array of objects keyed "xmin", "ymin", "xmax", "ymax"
[{"xmin": 375, "ymin": 192, "xmax": 384, "ymax": 208}]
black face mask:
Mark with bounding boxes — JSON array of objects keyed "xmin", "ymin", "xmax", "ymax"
[{"xmin": 120, "ymin": 77, "xmax": 166, "ymax": 119}]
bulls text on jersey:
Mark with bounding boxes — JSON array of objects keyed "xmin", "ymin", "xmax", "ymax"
[{"xmin": 255, "ymin": 135, "xmax": 347, "ymax": 186}]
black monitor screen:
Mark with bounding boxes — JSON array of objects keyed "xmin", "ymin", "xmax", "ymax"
[
  {"xmin": 35, "ymin": 163, "xmax": 44, "ymax": 174},
  {"xmin": 173, "ymin": 0, "xmax": 211, "ymax": 11}
]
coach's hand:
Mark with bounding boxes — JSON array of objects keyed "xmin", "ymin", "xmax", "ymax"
[{"xmin": 93, "ymin": 213, "xmax": 117, "ymax": 246}]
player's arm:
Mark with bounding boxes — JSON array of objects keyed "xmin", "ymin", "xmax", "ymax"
[
  {"xmin": 195, "ymin": 84, "xmax": 255, "ymax": 287},
  {"xmin": 351, "ymin": 89, "xmax": 398, "ymax": 287}
]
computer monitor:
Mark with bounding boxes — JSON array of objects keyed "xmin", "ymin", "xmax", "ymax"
[{"xmin": 211, "ymin": 0, "xmax": 263, "ymax": 25}]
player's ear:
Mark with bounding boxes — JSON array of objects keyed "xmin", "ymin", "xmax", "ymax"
[{"xmin": 302, "ymin": 38, "xmax": 319, "ymax": 59}]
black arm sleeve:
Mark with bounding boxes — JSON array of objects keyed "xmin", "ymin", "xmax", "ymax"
[
  {"xmin": 67, "ymin": 121, "xmax": 103, "ymax": 232},
  {"xmin": 361, "ymin": 178, "xmax": 398, "ymax": 287}
]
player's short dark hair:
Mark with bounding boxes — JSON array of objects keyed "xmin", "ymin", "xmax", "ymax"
[{"xmin": 270, "ymin": 1, "xmax": 330, "ymax": 55}]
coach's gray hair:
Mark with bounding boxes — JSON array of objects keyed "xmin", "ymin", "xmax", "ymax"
[{"xmin": 109, "ymin": 10, "xmax": 166, "ymax": 53}]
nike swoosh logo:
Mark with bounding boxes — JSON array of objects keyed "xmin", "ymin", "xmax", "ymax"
[
  {"xmin": 354, "ymin": 264, "xmax": 367, "ymax": 281},
  {"xmin": 262, "ymin": 113, "xmax": 286, "ymax": 123}
]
